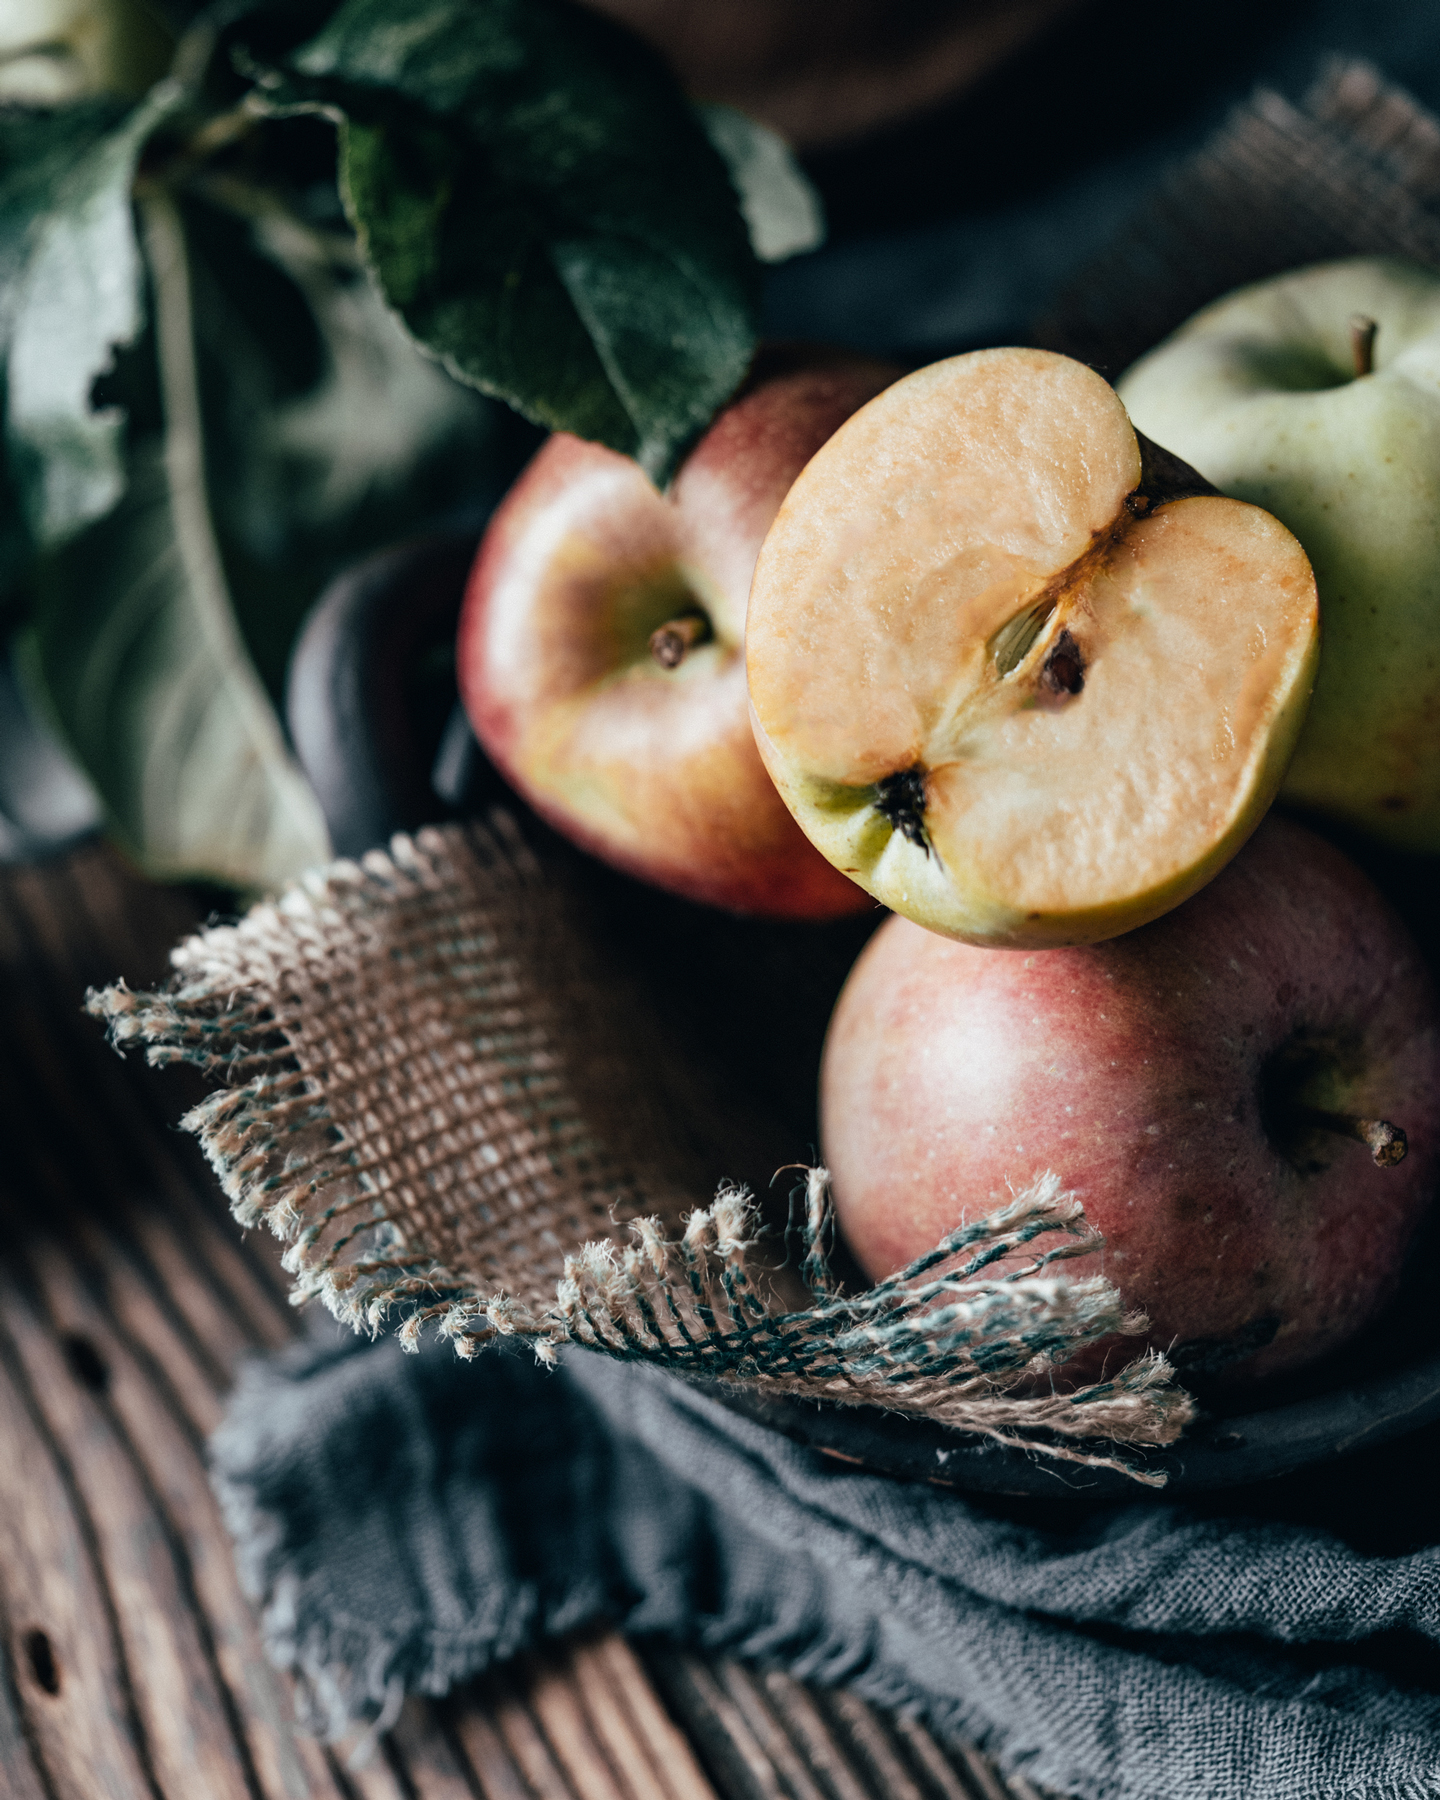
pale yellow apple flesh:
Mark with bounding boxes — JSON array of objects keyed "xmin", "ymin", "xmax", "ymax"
[{"xmin": 746, "ymin": 348, "xmax": 1320, "ymax": 947}]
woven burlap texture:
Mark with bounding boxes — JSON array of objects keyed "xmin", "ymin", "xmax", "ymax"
[
  {"xmin": 91, "ymin": 819, "xmax": 1195, "ymax": 1483},
  {"xmin": 1039, "ymin": 58, "xmax": 1440, "ymax": 372}
]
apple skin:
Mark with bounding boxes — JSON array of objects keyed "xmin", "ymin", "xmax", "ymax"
[
  {"xmin": 1117, "ymin": 258, "xmax": 1440, "ymax": 851},
  {"xmin": 457, "ymin": 348, "xmax": 899, "ymax": 917},
  {"xmin": 821, "ymin": 814, "xmax": 1440, "ymax": 1386}
]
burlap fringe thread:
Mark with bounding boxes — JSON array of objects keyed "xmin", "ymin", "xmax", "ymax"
[{"xmin": 90, "ymin": 819, "xmax": 1193, "ymax": 1486}]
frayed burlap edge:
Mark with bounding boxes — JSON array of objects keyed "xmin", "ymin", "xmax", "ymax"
[{"xmin": 90, "ymin": 821, "xmax": 1193, "ymax": 1485}]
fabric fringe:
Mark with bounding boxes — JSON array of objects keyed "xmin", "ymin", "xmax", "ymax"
[{"xmin": 89, "ymin": 822, "xmax": 1194, "ymax": 1484}]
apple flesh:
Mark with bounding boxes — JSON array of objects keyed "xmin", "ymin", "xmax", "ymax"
[
  {"xmin": 746, "ymin": 347, "xmax": 1320, "ymax": 948},
  {"xmin": 1118, "ymin": 257, "xmax": 1440, "ymax": 852},
  {"xmin": 821, "ymin": 815, "xmax": 1440, "ymax": 1386},
  {"xmin": 457, "ymin": 348, "xmax": 899, "ymax": 917}
]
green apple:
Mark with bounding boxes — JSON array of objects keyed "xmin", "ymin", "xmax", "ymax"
[{"xmin": 1118, "ymin": 257, "xmax": 1440, "ymax": 851}]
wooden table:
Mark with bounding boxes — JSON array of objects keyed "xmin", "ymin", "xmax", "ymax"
[{"xmin": 0, "ymin": 840, "xmax": 1056, "ymax": 1800}]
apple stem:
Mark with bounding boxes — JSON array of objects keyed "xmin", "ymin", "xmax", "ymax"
[
  {"xmin": 1350, "ymin": 314, "xmax": 1378, "ymax": 379},
  {"xmin": 649, "ymin": 612, "xmax": 711, "ymax": 668},
  {"xmin": 1297, "ymin": 1105, "xmax": 1407, "ymax": 1167}
]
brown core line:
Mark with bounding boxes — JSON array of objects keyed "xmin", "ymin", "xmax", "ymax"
[
  {"xmin": 649, "ymin": 611, "xmax": 711, "ymax": 668},
  {"xmin": 990, "ymin": 431, "xmax": 1216, "ymax": 681}
]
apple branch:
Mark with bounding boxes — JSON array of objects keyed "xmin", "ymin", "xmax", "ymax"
[{"xmin": 1349, "ymin": 314, "xmax": 1378, "ymax": 379}]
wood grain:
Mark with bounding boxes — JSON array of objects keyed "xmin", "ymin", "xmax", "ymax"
[{"xmin": 0, "ymin": 843, "xmax": 1059, "ymax": 1800}]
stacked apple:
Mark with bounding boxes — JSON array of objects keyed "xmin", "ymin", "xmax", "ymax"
[
  {"xmin": 459, "ymin": 296, "xmax": 1440, "ymax": 1391},
  {"xmin": 458, "ymin": 347, "xmax": 899, "ymax": 917},
  {"xmin": 1118, "ymin": 257, "xmax": 1440, "ymax": 851}
]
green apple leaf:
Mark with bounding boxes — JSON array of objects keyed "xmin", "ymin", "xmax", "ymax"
[
  {"xmin": 0, "ymin": 101, "xmax": 129, "ymax": 317},
  {"xmin": 174, "ymin": 189, "xmax": 497, "ymax": 699},
  {"xmin": 29, "ymin": 191, "xmax": 330, "ymax": 891},
  {"xmin": 190, "ymin": 196, "xmax": 495, "ymax": 558},
  {"xmin": 32, "ymin": 428, "xmax": 332, "ymax": 888},
  {"xmin": 255, "ymin": 0, "xmax": 760, "ymax": 482},
  {"xmin": 0, "ymin": 99, "xmax": 131, "ymax": 579},
  {"xmin": 3, "ymin": 80, "xmax": 183, "ymax": 549}
]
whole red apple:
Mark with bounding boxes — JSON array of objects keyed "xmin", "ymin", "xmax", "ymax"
[
  {"xmin": 821, "ymin": 815, "xmax": 1440, "ymax": 1385},
  {"xmin": 457, "ymin": 348, "xmax": 899, "ymax": 917}
]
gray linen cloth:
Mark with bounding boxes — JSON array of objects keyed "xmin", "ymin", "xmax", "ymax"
[{"xmin": 212, "ymin": 1330, "xmax": 1440, "ymax": 1800}]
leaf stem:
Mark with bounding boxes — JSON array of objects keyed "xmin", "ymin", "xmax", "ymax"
[{"xmin": 137, "ymin": 187, "xmax": 320, "ymax": 860}]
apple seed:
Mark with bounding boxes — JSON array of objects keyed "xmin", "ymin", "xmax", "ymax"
[{"xmin": 1039, "ymin": 627, "xmax": 1086, "ymax": 697}]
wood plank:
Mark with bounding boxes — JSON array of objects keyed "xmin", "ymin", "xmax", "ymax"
[
  {"xmin": 0, "ymin": 1316, "xmax": 159, "ymax": 1800},
  {"xmin": 387, "ymin": 1698, "xmax": 486, "ymax": 1800},
  {"xmin": 754, "ymin": 1671, "xmax": 874, "ymax": 1800},
  {"xmin": 518, "ymin": 1646, "xmax": 633, "ymax": 1800},
  {"xmin": 20, "ymin": 1235, "xmax": 344, "ymax": 1800},
  {"xmin": 888, "ymin": 1715, "xmax": 994, "ymax": 1800},
  {"xmin": 333, "ymin": 1739, "xmax": 412, "ymax": 1800},
  {"xmin": 0, "ymin": 920, "xmax": 292, "ymax": 1366},
  {"xmin": 0, "ymin": 1607, "xmax": 53, "ymax": 1800},
  {"xmin": 639, "ymin": 1654, "xmax": 788, "ymax": 1800},
  {"xmin": 485, "ymin": 1663, "xmax": 584, "ymax": 1800},
  {"xmin": 443, "ymin": 1687, "xmax": 544, "ymax": 1800},
  {"xmin": 0, "ymin": 859, "xmax": 295, "ymax": 1355},
  {"xmin": 576, "ymin": 1637, "xmax": 717, "ymax": 1800},
  {"xmin": 0, "ymin": 1256, "xmax": 267, "ymax": 1800},
  {"xmin": 712, "ymin": 1664, "xmax": 829, "ymax": 1800},
  {"xmin": 808, "ymin": 1692, "xmax": 929, "ymax": 1800},
  {"xmin": 0, "ymin": 845, "xmax": 1075, "ymax": 1800}
]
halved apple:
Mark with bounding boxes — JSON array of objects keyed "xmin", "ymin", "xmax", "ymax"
[{"xmin": 746, "ymin": 348, "xmax": 1320, "ymax": 947}]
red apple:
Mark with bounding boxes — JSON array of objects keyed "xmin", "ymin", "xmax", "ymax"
[
  {"xmin": 457, "ymin": 348, "xmax": 900, "ymax": 917},
  {"xmin": 821, "ymin": 815, "xmax": 1440, "ymax": 1385}
]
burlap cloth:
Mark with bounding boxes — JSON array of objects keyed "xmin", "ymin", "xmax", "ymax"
[
  {"xmin": 93, "ymin": 817, "xmax": 1191, "ymax": 1481},
  {"xmin": 91, "ymin": 58, "xmax": 1440, "ymax": 1485}
]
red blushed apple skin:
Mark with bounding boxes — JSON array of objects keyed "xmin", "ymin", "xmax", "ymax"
[
  {"xmin": 821, "ymin": 815, "xmax": 1440, "ymax": 1385},
  {"xmin": 458, "ymin": 350, "xmax": 899, "ymax": 917}
]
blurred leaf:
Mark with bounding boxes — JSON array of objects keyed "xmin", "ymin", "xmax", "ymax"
[
  {"xmin": 255, "ymin": 0, "xmax": 760, "ymax": 482},
  {"xmin": 0, "ymin": 0, "xmax": 174, "ymax": 105},
  {"xmin": 4, "ymin": 80, "xmax": 182, "ymax": 549},
  {"xmin": 34, "ymin": 431, "xmax": 330, "ymax": 887},
  {"xmin": 192, "ymin": 198, "xmax": 494, "ymax": 557},
  {"xmin": 30, "ymin": 190, "xmax": 329, "ymax": 890},
  {"xmin": 0, "ymin": 98, "xmax": 131, "ymax": 582},
  {"xmin": 0, "ymin": 100, "xmax": 128, "ymax": 312},
  {"xmin": 177, "ymin": 189, "xmax": 496, "ymax": 697},
  {"xmin": 698, "ymin": 106, "xmax": 825, "ymax": 265}
]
